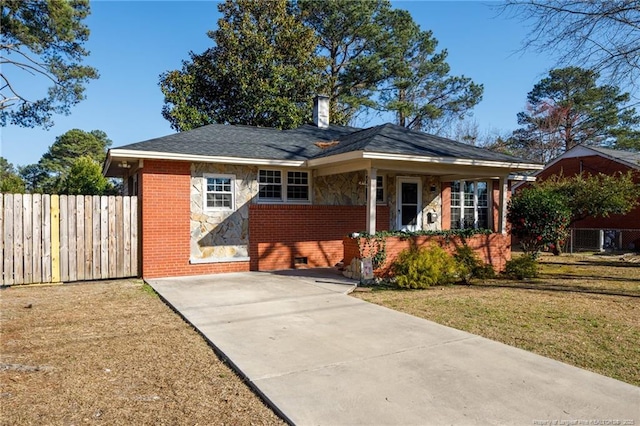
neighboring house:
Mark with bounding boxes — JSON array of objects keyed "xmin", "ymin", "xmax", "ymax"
[
  {"xmin": 104, "ymin": 96, "xmax": 542, "ymax": 279},
  {"xmin": 514, "ymin": 145, "xmax": 640, "ymax": 251}
]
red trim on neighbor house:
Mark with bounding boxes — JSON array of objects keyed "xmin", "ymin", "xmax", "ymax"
[
  {"xmin": 139, "ymin": 160, "xmax": 249, "ymax": 279},
  {"xmin": 344, "ymin": 233, "xmax": 511, "ymax": 276},
  {"xmin": 249, "ymin": 204, "xmax": 390, "ymax": 271}
]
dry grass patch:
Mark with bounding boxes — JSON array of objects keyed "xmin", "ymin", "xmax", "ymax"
[
  {"xmin": 353, "ymin": 253, "xmax": 640, "ymax": 386},
  {"xmin": 0, "ymin": 280, "xmax": 285, "ymax": 426}
]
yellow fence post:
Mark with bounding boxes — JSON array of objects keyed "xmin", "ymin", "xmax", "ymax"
[{"xmin": 51, "ymin": 195, "xmax": 61, "ymax": 283}]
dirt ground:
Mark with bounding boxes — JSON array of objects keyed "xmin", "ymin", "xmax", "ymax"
[{"xmin": 0, "ymin": 279, "xmax": 285, "ymax": 425}]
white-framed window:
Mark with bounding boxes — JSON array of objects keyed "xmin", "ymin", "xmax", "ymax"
[
  {"xmin": 258, "ymin": 170, "xmax": 282, "ymax": 201},
  {"xmin": 451, "ymin": 180, "xmax": 488, "ymax": 229},
  {"xmin": 258, "ymin": 169, "xmax": 310, "ymax": 203},
  {"xmin": 287, "ymin": 171, "xmax": 309, "ymax": 201},
  {"xmin": 204, "ymin": 174, "xmax": 235, "ymax": 211},
  {"xmin": 365, "ymin": 175, "xmax": 386, "ymax": 204}
]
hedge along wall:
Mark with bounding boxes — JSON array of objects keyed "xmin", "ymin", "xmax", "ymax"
[{"xmin": 343, "ymin": 233, "xmax": 512, "ymax": 277}]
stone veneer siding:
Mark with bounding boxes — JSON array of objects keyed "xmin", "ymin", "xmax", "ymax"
[
  {"xmin": 190, "ymin": 163, "xmax": 257, "ymax": 262},
  {"xmin": 386, "ymin": 174, "xmax": 442, "ymax": 231}
]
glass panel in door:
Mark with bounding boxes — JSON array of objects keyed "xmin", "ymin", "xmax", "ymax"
[{"xmin": 400, "ymin": 182, "xmax": 419, "ymax": 231}]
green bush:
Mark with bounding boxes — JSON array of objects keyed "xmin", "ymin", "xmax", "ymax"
[
  {"xmin": 507, "ymin": 186, "xmax": 571, "ymax": 258},
  {"xmin": 391, "ymin": 245, "xmax": 460, "ymax": 289},
  {"xmin": 504, "ymin": 255, "xmax": 539, "ymax": 280},
  {"xmin": 453, "ymin": 245, "xmax": 495, "ymax": 283}
]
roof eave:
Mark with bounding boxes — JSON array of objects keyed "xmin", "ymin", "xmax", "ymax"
[
  {"xmin": 107, "ymin": 149, "xmax": 306, "ymax": 167},
  {"xmin": 309, "ymin": 151, "xmax": 543, "ymax": 171}
]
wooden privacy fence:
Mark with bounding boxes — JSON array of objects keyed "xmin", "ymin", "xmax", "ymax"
[{"xmin": 1, "ymin": 194, "xmax": 138, "ymax": 285}]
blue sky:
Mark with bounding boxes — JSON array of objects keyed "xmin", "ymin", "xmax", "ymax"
[{"xmin": 1, "ymin": 1, "xmax": 557, "ymax": 167}]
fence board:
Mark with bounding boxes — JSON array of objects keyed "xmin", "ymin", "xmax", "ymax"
[
  {"xmin": 67, "ymin": 196, "xmax": 77, "ymax": 282},
  {"xmin": 3, "ymin": 195, "xmax": 13, "ymax": 285},
  {"xmin": 32, "ymin": 194, "xmax": 42, "ymax": 282},
  {"xmin": 131, "ymin": 196, "xmax": 138, "ymax": 276},
  {"xmin": 42, "ymin": 195, "xmax": 51, "ymax": 282},
  {"xmin": 13, "ymin": 195, "xmax": 23, "ymax": 285},
  {"xmin": 59, "ymin": 195, "xmax": 69, "ymax": 282},
  {"xmin": 76, "ymin": 196, "xmax": 85, "ymax": 281},
  {"xmin": 84, "ymin": 196, "xmax": 93, "ymax": 279},
  {"xmin": 92, "ymin": 196, "xmax": 101, "ymax": 279},
  {"xmin": 123, "ymin": 197, "xmax": 131, "ymax": 276},
  {"xmin": 115, "ymin": 197, "xmax": 124, "ymax": 277},
  {"xmin": 1, "ymin": 194, "xmax": 138, "ymax": 285},
  {"xmin": 0, "ymin": 195, "xmax": 3, "ymax": 284},
  {"xmin": 23, "ymin": 194, "xmax": 33, "ymax": 284},
  {"xmin": 100, "ymin": 196, "xmax": 108, "ymax": 279},
  {"xmin": 108, "ymin": 197, "xmax": 116, "ymax": 278}
]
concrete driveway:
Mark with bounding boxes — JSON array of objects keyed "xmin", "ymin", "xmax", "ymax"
[{"xmin": 148, "ymin": 269, "xmax": 639, "ymax": 426}]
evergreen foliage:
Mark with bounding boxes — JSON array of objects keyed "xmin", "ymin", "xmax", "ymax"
[{"xmin": 1, "ymin": 0, "xmax": 98, "ymax": 128}]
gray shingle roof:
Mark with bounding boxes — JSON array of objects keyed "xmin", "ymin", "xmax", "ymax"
[
  {"xmin": 312, "ymin": 123, "xmax": 530, "ymax": 163},
  {"xmin": 587, "ymin": 145, "xmax": 640, "ymax": 168},
  {"xmin": 114, "ymin": 122, "xmax": 535, "ymax": 164}
]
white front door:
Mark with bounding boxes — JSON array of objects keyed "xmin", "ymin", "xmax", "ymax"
[{"xmin": 396, "ymin": 177, "xmax": 422, "ymax": 231}]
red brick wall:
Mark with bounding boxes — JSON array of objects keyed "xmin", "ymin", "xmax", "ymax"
[
  {"xmin": 249, "ymin": 204, "xmax": 390, "ymax": 271},
  {"xmin": 140, "ymin": 160, "xmax": 249, "ymax": 278},
  {"xmin": 441, "ymin": 182, "xmax": 451, "ymax": 230},
  {"xmin": 537, "ymin": 156, "xmax": 640, "ymax": 230},
  {"xmin": 344, "ymin": 233, "xmax": 511, "ymax": 275}
]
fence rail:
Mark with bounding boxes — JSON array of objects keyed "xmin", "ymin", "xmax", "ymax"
[{"xmin": 1, "ymin": 194, "xmax": 138, "ymax": 285}]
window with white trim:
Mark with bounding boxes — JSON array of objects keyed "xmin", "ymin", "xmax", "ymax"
[
  {"xmin": 450, "ymin": 180, "xmax": 488, "ymax": 229},
  {"xmin": 365, "ymin": 175, "xmax": 386, "ymax": 204},
  {"xmin": 258, "ymin": 169, "xmax": 310, "ymax": 203},
  {"xmin": 204, "ymin": 174, "xmax": 235, "ymax": 210},
  {"xmin": 258, "ymin": 170, "xmax": 282, "ymax": 201},
  {"xmin": 287, "ymin": 171, "xmax": 309, "ymax": 201}
]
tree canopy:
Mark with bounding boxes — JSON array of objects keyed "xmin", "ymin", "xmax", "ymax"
[
  {"xmin": 160, "ymin": 0, "xmax": 325, "ymax": 131},
  {"xmin": 1, "ymin": 0, "xmax": 98, "ymax": 128},
  {"xmin": 378, "ymin": 8, "xmax": 483, "ymax": 132},
  {"xmin": 509, "ymin": 171, "xmax": 640, "ymax": 256},
  {"xmin": 502, "ymin": 1, "xmax": 640, "ymax": 88},
  {"xmin": 20, "ymin": 129, "xmax": 115, "ymax": 194},
  {"xmin": 508, "ymin": 67, "xmax": 640, "ymax": 162},
  {"xmin": 0, "ymin": 157, "xmax": 25, "ymax": 193},
  {"xmin": 539, "ymin": 172, "xmax": 640, "ymax": 226},
  {"xmin": 159, "ymin": 0, "xmax": 482, "ymax": 132}
]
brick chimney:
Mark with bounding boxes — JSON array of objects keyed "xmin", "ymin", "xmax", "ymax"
[{"xmin": 313, "ymin": 95, "xmax": 330, "ymax": 129}]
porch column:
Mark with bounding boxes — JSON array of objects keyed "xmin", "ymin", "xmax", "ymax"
[
  {"xmin": 367, "ymin": 168, "xmax": 377, "ymax": 234},
  {"xmin": 498, "ymin": 175, "xmax": 509, "ymax": 235}
]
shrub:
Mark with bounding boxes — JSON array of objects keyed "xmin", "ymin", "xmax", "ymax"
[
  {"xmin": 453, "ymin": 245, "xmax": 495, "ymax": 283},
  {"xmin": 507, "ymin": 186, "xmax": 571, "ymax": 258},
  {"xmin": 453, "ymin": 245, "xmax": 496, "ymax": 284},
  {"xmin": 391, "ymin": 245, "xmax": 460, "ymax": 289},
  {"xmin": 504, "ymin": 255, "xmax": 539, "ymax": 280}
]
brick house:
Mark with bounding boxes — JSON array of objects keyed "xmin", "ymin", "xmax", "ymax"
[
  {"xmin": 104, "ymin": 97, "xmax": 542, "ymax": 279},
  {"xmin": 514, "ymin": 145, "xmax": 640, "ymax": 251}
]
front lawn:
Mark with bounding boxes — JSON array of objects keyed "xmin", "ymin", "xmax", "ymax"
[
  {"xmin": 352, "ymin": 253, "xmax": 640, "ymax": 386},
  {"xmin": 0, "ymin": 280, "xmax": 284, "ymax": 425}
]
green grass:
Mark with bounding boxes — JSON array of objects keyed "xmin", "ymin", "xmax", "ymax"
[{"xmin": 353, "ymin": 252, "xmax": 640, "ymax": 386}]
